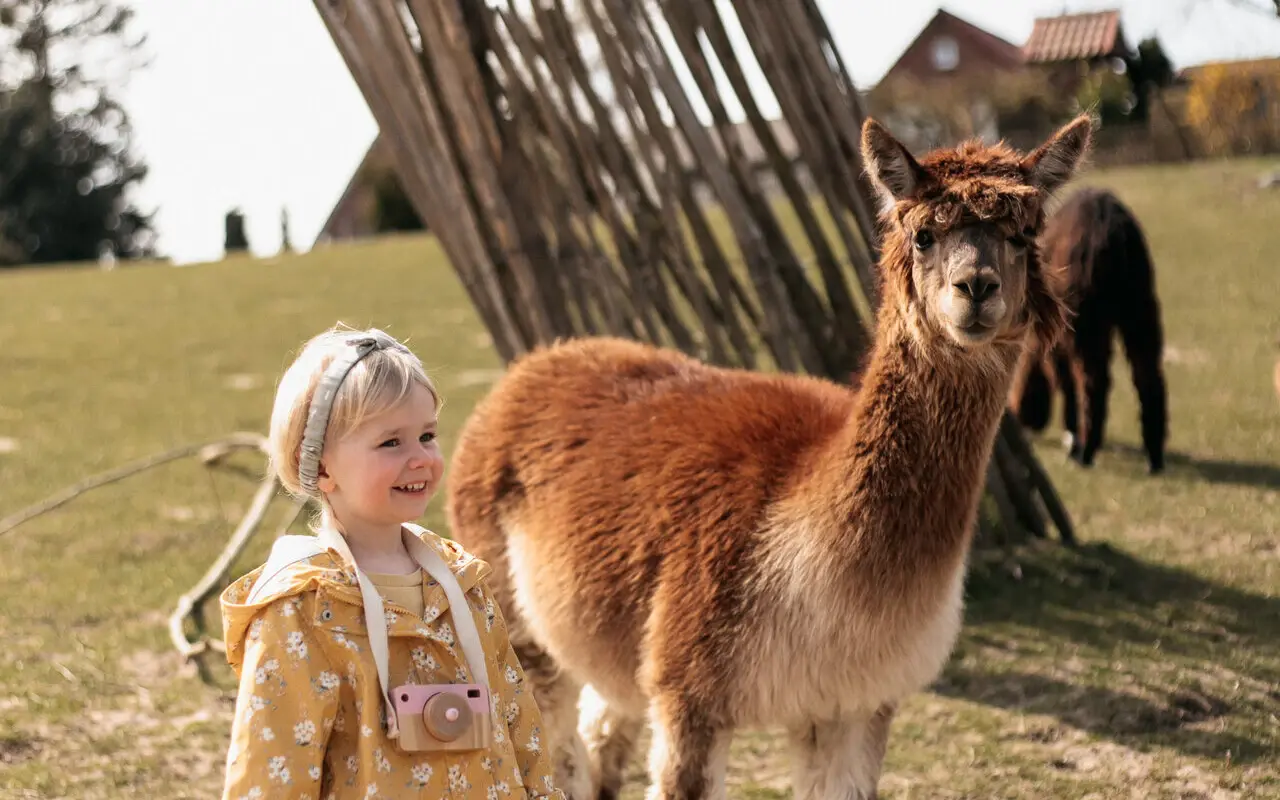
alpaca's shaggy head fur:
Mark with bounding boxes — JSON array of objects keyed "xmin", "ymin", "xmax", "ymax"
[{"xmin": 861, "ymin": 116, "xmax": 1093, "ymax": 360}]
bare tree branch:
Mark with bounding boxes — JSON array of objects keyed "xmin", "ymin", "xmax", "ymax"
[
  {"xmin": 169, "ymin": 483, "xmax": 306, "ymax": 679},
  {"xmin": 0, "ymin": 432, "xmax": 268, "ymax": 536}
]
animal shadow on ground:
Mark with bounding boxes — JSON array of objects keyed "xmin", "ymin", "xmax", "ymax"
[
  {"xmin": 938, "ymin": 542, "xmax": 1280, "ymax": 764},
  {"xmin": 1100, "ymin": 441, "xmax": 1280, "ymax": 491}
]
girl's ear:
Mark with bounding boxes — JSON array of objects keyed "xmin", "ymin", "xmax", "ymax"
[{"xmin": 317, "ymin": 463, "xmax": 336, "ymax": 494}]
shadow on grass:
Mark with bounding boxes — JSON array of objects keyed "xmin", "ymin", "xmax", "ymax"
[
  {"xmin": 950, "ymin": 542, "xmax": 1280, "ymax": 764},
  {"xmin": 1034, "ymin": 432, "xmax": 1280, "ymax": 490},
  {"xmin": 933, "ymin": 666, "xmax": 1261, "ymax": 762},
  {"xmin": 1107, "ymin": 442, "xmax": 1280, "ymax": 490}
]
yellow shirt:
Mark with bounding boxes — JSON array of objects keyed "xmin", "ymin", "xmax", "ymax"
[
  {"xmin": 368, "ymin": 568, "xmax": 425, "ymax": 619},
  {"xmin": 219, "ymin": 529, "xmax": 565, "ymax": 799}
]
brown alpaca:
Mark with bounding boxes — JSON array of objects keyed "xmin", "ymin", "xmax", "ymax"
[{"xmin": 445, "ymin": 116, "xmax": 1092, "ymax": 800}]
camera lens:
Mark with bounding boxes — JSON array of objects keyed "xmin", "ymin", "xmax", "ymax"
[{"xmin": 423, "ymin": 692, "xmax": 471, "ymax": 741}]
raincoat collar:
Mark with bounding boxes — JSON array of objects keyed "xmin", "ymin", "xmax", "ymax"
[{"xmin": 220, "ymin": 524, "xmax": 492, "ymax": 674}]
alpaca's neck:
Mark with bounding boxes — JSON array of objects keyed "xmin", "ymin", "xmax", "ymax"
[{"xmin": 802, "ymin": 314, "xmax": 1021, "ymax": 589}]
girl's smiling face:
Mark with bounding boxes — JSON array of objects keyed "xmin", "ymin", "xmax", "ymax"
[{"xmin": 317, "ymin": 381, "xmax": 444, "ymax": 537}]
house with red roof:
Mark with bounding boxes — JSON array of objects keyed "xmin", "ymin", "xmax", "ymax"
[
  {"xmin": 867, "ymin": 8, "xmax": 1132, "ymax": 150},
  {"xmin": 1022, "ymin": 9, "xmax": 1132, "ymax": 94}
]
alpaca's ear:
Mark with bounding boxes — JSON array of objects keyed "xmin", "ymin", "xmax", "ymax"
[
  {"xmin": 1021, "ymin": 114, "xmax": 1094, "ymax": 194},
  {"xmin": 861, "ymin": 118, "xmax": 926, "ymax": 212}
]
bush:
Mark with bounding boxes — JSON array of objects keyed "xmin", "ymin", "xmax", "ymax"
[{"xmin": 1184, "ymin": 62, "xmax": 1280, "ymax": 156}]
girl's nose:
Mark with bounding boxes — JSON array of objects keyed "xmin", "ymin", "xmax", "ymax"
[{"xmin": 407, "ymin": 441, "xmax": 433, "ymax": 466}]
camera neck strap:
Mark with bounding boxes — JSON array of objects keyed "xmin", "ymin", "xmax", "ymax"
[{"xmin": 316, "ymin": 523, "xmax": 491, "ymax": 739}]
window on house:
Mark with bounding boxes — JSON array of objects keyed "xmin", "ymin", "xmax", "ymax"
[{"xmin": 931, "ymin": 36, "xmax": 959, "ymax": 71}]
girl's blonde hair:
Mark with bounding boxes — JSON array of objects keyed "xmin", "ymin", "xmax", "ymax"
[{"xmin": 267, "ymin": 324, "xmax": 441, "ymax": 501}]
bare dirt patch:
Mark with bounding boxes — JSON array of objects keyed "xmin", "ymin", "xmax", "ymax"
[
  {"xmin": 223, "ymin": 373, "xmax": 260, "ymax": 391},
  {"xmin": 0, "ymin": 732, "xmax": 40, "ymax": 765},
  {"xmin": 118, "ymin": 648, "xmax": 196, "ymax": 687},
  {"xmin": 1164, "ymin": 344, "xmax": 1211, "ymax": 367}
]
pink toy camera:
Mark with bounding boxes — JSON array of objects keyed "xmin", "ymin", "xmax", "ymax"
[{"xmin": 392, "ymin": 683, "xmax": 492, "ymax": 753}]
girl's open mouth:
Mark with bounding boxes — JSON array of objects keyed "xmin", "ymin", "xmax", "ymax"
[{"xmin": 394, "ymin": 482, "xmax": 427, "ymax": 494}]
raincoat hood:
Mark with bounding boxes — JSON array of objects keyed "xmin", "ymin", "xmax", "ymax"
[{"xmin": 221, "ymin": 526, "xmax": 491, "ymax": 674}]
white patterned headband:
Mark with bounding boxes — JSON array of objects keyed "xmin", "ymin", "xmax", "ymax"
[{"xmin": 297, "ymin": 330, "xmax": 411, "ymax": 496}]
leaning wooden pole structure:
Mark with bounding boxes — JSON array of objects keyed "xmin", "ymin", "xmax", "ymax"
[{"xmin": 310, "ymin": 0, "xmax": 1074, "ymax": 546}]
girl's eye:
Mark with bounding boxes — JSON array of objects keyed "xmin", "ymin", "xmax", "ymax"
[
  {"xmin": 420, "ymin": 432, "xmax": 436, "ymax": 444},
  {"xmin": 380, "ymin": 438, "xmax": 400, "ymax": 448}
]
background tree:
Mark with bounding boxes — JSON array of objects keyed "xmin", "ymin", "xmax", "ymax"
[
  {"xmin": 1124, "ymin": 37, "xmax": 1176, "ymax": 123},
  {"xmin": 1073, "ymin": 65, "xmax": 1137, "ymax": 125},
  {"xmin": 0, "ymin": 0, "xmax": 155, "ymax": 267}
]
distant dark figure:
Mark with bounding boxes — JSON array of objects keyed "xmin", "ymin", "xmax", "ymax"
[
  {"xmin": 224, "ymin": 208, "xmax": 250, "ymax": 255},
  {"xmin": 1009, "ymin": 187, "xmax": 1168, "ymax": 474}
]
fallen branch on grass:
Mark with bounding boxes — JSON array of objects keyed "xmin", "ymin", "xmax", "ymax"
[
  {"xmin": 0, "ymin": 432, "xmax": 270, "ymax": 536},
  {"xmin": 0, "ymin": 432, "xmax": 305, "ymax": 682},
  {"xmin": 168, "ymin": 481, "xmax": 307, "ymax": 678}
]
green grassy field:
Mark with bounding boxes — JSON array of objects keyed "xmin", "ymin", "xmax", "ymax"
[{"xmin": 2, "ymin": 155, "xmax": 1279, "ymax": 798}]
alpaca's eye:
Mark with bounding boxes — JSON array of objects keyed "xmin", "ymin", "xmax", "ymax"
[{"xmin": 913, "ymin": 229, "xmax": 935, "ymax": 251}]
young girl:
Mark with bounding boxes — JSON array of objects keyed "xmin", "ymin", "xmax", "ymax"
[{"xmin": 219, "ymin": 325, "xmax": 565, "ymax": 800}]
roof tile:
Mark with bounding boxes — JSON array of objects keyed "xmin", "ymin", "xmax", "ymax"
[{"xmin": 1023, "ymin": 10, "xmax": 1124, "ymax": 64}]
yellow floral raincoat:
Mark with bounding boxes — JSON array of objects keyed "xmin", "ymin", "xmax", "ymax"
[{"xmin": 219, "ymin": 528, "xmax": 565, "ymax": 800}]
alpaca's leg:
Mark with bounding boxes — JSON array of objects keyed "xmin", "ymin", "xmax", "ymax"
[
  {"xmin": 787, "ymin": 703, "xmax": 896, "ymax": 800},
  {"xmin": 578, "ymin": 684, "xmax": 644, "ymax": 800},
  {"xmin": 643, "ymin": 694, "xmax": 731, "ymax": 800},
  {"xmin": 1071, "ymin": 328, "xmax": 1113, "ymax": 467},
  {"xmin": 1011, "ymin": 353, "xmax": 1053, "ymax": 431},
  {"xmin": 514, "ymin": 640, "xmax": 595, "ymax": 799},
  {"xmin": 1124, "ymin": 351, "xmax": 1168, "ymax": 475},
  {"xmin": 1116, "ymin": 296, "xmax": 1168, "ymax": 474},
  {"xmin": 1052, "ymin": 351, "xmax": 1078, "ymax": 451}
]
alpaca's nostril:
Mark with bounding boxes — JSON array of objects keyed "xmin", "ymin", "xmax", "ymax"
[{"xmin": 955, "ymin": 275, "xmax": 1000, "ymax": 303}]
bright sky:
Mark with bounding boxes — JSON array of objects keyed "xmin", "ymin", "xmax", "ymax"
[{"xmin": 118, "ymin": 0, "xmax": 1280, "ymax": 265}]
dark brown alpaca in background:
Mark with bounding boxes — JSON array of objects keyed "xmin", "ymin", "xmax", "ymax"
[
  {"xmin": 445, "ymin": 116, "xmax": 1091, "ymax": 800},
  {"xmin": 1009, "ymin": 187, "xmax": 1168, "ymax": 474}
]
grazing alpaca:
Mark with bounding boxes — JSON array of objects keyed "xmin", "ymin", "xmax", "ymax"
[
  {"xmin": 445, "ymin": 116, "xmax": 1091, "ymax": 800},
  {"xmin": 1009, "ymin": 187, "xmax": 1168, "ymax": 473}
]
